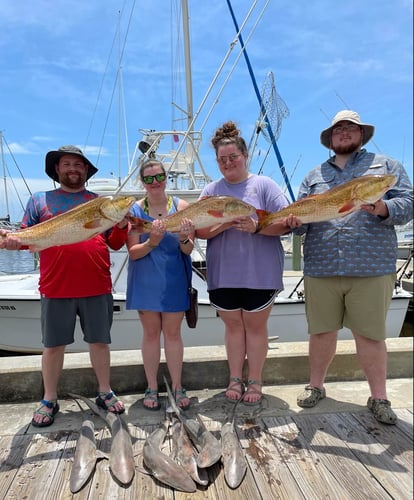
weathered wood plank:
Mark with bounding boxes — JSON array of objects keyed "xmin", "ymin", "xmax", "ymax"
[
  {"xmin": 350, "ymin": 411, "xmax": 413, "ymax": 470},
  {"xmin": 239, "ymin": 417, "xmax": 305, "ymax": 499},
  {"xmin": 263, "ymin": 415, "xmax": 354, "ymax": 499},
  {"xmin": 0, "ymin": 434, "xmax": 31, "ymax": 497},
  {"xmin": 5, "ymin": 431, "xmax": 68, "ymax": 499},
  {"xmin": 292, "ymin": 414, "xmax": 393, "ymax": 499},
  {"xmin": 327, "ymin": 412, "xmax": 413, "ymax": 499}
]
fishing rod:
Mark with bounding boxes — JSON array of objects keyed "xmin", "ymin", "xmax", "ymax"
[{"xmin": 225, "ymin": 0, "xmax": 295, "ymax": 202}]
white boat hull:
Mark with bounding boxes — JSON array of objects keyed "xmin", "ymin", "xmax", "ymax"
[{"xmin": 0, "ymin": 266, "xmax": 411, "ymax": 354}]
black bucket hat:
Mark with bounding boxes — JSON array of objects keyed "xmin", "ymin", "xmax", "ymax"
[{"xmin": 45, "ymin": 145, "xmax": 98, "ymax": 182}]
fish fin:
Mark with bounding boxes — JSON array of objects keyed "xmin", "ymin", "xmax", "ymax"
[
  {"xmin": 256, "ymin": 209, "xmax": 270, "ymax": 230},
  {"xmin": 338, "ymin": 201, "xmax": 356, "ymax": 213},
  {"xmin": 83, "ymin": 219, "xmax": 103, "ymax": 229},
  {"xmin": 206, "ymin": 209, "xmax": 225, "ymax": 218}
]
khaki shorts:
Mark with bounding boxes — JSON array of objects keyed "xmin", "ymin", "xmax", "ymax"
[{"xmin": 304, "ymin": 274, "xmax": 396, "ymax": 340}]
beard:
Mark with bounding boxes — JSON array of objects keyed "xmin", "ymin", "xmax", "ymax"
[
  {"xmin": 332, "ymin": 138, "xmax": 361, "ymax": 155},
  {"xmin": 58, "ymin": 172, "xmax": 87, "ymax": 190}
]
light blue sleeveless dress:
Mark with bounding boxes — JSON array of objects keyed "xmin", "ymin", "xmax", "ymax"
[{"xmin": 126, "ymin": 196, "xmax": 191, "ymax": 312}]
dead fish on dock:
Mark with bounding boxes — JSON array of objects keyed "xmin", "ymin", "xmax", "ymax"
[
  {"xmin": 69, "ymin": 410, "xmax": 108, "ymax": 493},
  {"xmin": 142, "ymin": 417, "xmax": 197, "ymax": 492},
  {"xmin": 221, "ymin": 402, "xmax": 247, "ymax": 489},
  {"xmin": 164, "ymin": 376, "xmax": 222, "ymax": 468},
  {"xmin": 256, "ymin": 174, "xmax": 396, "ymax": 230},
  {"xmin": 129, "ymin": 195, "xmax": 256, "ymax": 233},
  {"xmin": 68, "ymin": 393, "xmax": 135, "ymax": 486},
  {"xmin": 170, "ymin": 413, "xmax": 209, "ymax": 486},
  {"xmin": 1, "ymin": 195, "xmax": 136, "ymax": 252}
]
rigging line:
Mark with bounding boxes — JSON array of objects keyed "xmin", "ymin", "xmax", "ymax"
[
  {"xmin": 226, "ymin": 0, "xmax": 295, "ymax": 202},
  {"xmin": 90, "ymin": 0, "xmax": 137, "ymax": 166},
  {"xmin": 170, "ymin": 0, "xmax": 260, "ymax": 161},
  {"xmin": 2, "ymin": 134, "xmax": 32, "ymax": 198},
  {"xmin": 198, "ymin": 1, "xmax": 267, "ymax": 135}
]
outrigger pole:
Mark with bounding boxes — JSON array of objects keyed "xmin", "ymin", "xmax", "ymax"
[{"xmin": 225, "ymin": 0, "xmax": 296, "ymax": 202}]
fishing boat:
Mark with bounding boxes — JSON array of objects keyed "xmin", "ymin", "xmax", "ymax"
[{"xmin": 0, "ymin": 1, "xmax": 412, "ymax": 353}]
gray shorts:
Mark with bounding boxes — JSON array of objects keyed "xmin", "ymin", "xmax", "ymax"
[{"xmin": 40, "ymin": 294, "xmax": 114, "ymax": 347}]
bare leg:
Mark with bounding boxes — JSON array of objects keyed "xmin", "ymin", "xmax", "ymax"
[
  {"xmin": 243, "ymin": 305, "xmax": 272, "ymax": 403},
  {"xmin": 353, "ymin": 332, "xmax": 388, "ymax": 399},
  {"xmin": 219, "ymin": 309, "xmax": 246, "ymax": 400},
  {"xmin": 161, "ymin": 311, "xmax": 190, "ymax": 408},
  {"xmin": 161, "ymin": 312, "xmax": 185, "ymax": 390},
  {"xmin": 32, "ymin": 345, "xmax": 65, "ymax": 425},
  {"xmin": 89, "ymin": 342, "xmax": 124, "ymax": 413},
  {"xmin": 308, "ymin": 331, "xmax": 338, "ymax": 389},
  {"xmin": 139, "ymin": 311, "xmax": 162, "ymax": 391}
]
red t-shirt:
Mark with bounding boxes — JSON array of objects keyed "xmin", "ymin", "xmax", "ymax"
[{"xmin": 21, "ymin": 189, "xmax": 128, "ymax": 298}]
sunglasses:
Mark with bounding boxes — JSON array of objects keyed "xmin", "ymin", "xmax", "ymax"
[{"xmin": 142, "ymin": 173, "xmax": 166, "ymax": 184}]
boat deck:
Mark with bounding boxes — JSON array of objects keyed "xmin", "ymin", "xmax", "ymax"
[{"xmin": 0, "ymin": 379, "xmax": 412, "ymax": 499}]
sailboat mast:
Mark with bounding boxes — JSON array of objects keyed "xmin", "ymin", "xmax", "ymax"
[
  {"xmin": 0, "ymin": 131, "xmax": 11, "ymax": 222},
  {"xmin": 181, "ymin": 0, "xmax": 193, "ymax": 129}
]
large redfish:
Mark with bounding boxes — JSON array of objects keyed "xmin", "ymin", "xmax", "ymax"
[
  {"xmin": 1, "ymin": 195, "xmax": 136, "ymax": 252},
  {"xmin": 256, "ymin": 174, "xmax": 396, "ymax": 230},
  {"xmin": 129, "ymin": 196, "xmax": 255, "ymax": 232}
]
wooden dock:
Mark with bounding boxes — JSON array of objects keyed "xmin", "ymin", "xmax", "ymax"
[{"xmin": 0, "ymin": 380, "xmax": 412, "ymax": 499}]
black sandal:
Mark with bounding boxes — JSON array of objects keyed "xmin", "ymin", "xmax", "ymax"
[
  {"xmin": 31, "ymin": 399, "xmax": 60, "ymax": 427},
  {"xmin": 95, "ymin": 391, "xmax": 125, "ymax": 414}
]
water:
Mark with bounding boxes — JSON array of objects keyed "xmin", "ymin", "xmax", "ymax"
[{"xmin": 0, "ymin": 250, "xmax": 38, "ymax": 274}]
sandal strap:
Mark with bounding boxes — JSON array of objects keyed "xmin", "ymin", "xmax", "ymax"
[
  {"xmin": 144, "ymin": 388, "xmax": 159, "ymax": 400},
  {"xmin": 40, "ymin": 398, "xmax": 57, "ymax": 409},
  {"xmin": 97, "ymin": 390, "xmax": 115, "ymax": 401},
  {"xmin": 247, "ymin": 379, "xmax": 262, "ymax": 386}
]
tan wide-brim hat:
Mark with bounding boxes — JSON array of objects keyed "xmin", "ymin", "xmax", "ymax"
[
  {"xmin": 45, "ymin": 145, "xmax": 98, "ymax": 182},
  {"xmin": 320, "ymin": 110, "xmax": 375, "ymax": 149}
]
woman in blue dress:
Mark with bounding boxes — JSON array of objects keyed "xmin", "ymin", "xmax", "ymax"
[{"xmin": 126, "ymin": 160, "xmax": 195, "ymax": 410}]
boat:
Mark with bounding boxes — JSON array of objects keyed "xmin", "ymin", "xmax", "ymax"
[
  {"xmin": 0, "ymin": 248, "xmax": 411, "ymax": 353},
  {"xmin": 0, "ymin": 1, "xmax": 412, "ymax": 353}
]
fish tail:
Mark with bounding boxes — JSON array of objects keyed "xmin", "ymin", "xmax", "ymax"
[
  {"xmin": 127, "ymin": 216, "xmax": 149, "ymax": 233},
  {"xmin": 256, "ymin": 209, "xmax": 270, "ymax": 230}
]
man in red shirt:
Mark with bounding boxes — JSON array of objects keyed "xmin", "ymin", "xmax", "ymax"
[{"xmin": 1, "ymin": 145, "xmax": 128, "ymax": 426}]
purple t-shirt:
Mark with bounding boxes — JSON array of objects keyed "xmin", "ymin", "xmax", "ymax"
[{"xmin": 200, "ymin": 174, "xmax": 289, "ymax": 291}]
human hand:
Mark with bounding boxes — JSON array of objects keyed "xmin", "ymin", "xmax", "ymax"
[
  {"xmin": 285, "ymin": 214, "xmax": 302, "ymax": 229},
  {"xmin": 179, "ymin": 217, "xmax": 195, "ymax": 241},
  {"xmin": 360, "ymin": 199, "xmax": 389, "ymax": 218},
  {"xmin": 233, "ymin": 216, "xmax": 258, "ymax": 233},
  {"xmin": 0, "ymin": 231, "xmax": 22, "ymax": 250},
  {"xmin": 116, "ymin": 217, "xmax": 129, "ymax": 230},
  {"xmin": 149, "ymin": 218, "xmax": 167, "ymax": 246}
]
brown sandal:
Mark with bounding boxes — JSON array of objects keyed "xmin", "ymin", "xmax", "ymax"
[
  {"xmin": 225, "ymin": 377, "xmax": 245, "ymax": 403},
  {"xmin": 243, "ymin": 379, "xmax": 263, "ymax": 406}
]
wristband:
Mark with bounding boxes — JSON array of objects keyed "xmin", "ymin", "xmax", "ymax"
[{"xmin": 179, "ymin": 238, "xmax": 190, "ymax": 245}]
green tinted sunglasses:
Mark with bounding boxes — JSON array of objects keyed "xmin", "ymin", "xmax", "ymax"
[{"xmin": 142, "ymin": 173, "xmax": 166, "ymax": 184}]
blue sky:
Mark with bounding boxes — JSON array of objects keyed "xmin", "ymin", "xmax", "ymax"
[{"xmin": 1, "ymin": 0, "xmax": 413, "ymax": 222}]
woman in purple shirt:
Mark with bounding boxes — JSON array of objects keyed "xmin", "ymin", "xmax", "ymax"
[{"xmin": 196, "ymin": 121, "xmax": 291, "ymax": 405}]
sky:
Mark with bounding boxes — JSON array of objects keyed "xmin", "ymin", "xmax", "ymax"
[{"xmin": 1, "ymin": 0, "xmax": 413, "ymax": 222}]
